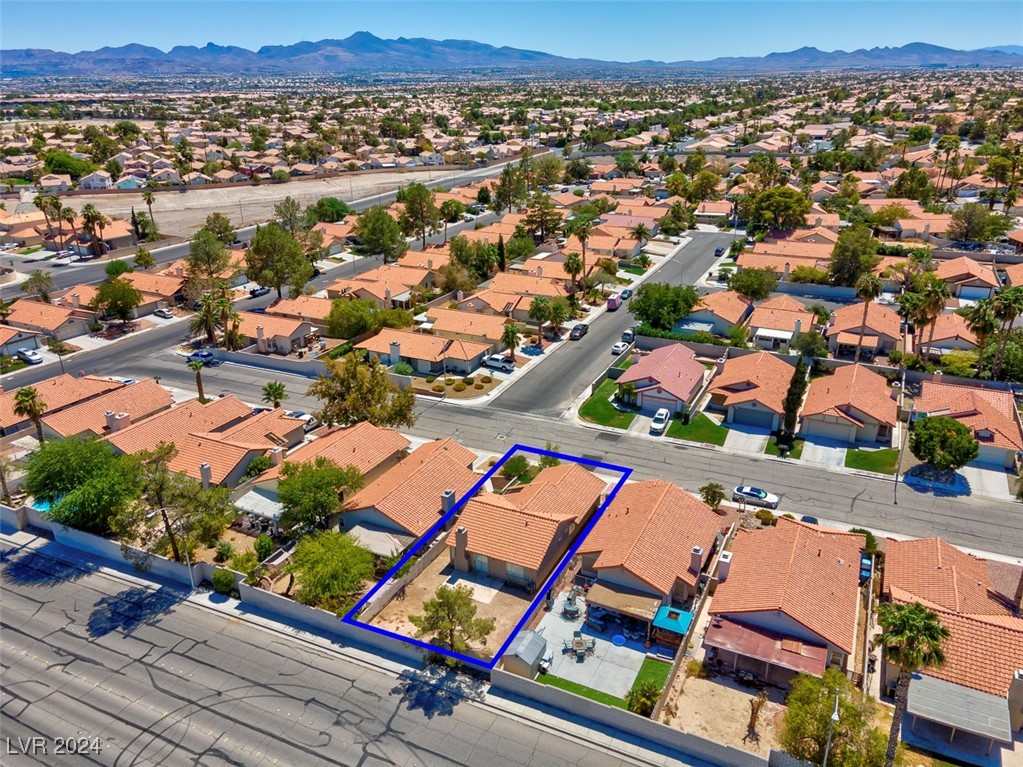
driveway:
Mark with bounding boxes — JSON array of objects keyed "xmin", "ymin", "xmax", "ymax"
[
  {"xmin": 801, "ymin": 438, "xmax": 849, "ymax": 470},
  {"xmin": 723, "ymin": 423, "xmax": 770, "ymax": 454},
  {"xmin": 960, "ymin": 461, "xmax": 1016, "ymax": 501}
]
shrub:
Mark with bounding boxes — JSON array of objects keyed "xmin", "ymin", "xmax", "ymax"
[
  {"xmin": 462, "ymin": 376, "xmax": 475, "ymax": 385},
  {"xmin": 425, "ymin": 376, "xmax": 435, "ymax": 384},
  {"xmin": 394, "ymin": 362, "xmax": 415, "ymax": 376},
  {"xmin": 479, "ymin": 375, "xmax": 492, "ymax": 383},
  {"xmin": 473, "ymin": 383, "xmax": 484, "ymax": 390},
  {"xmin": 210, "ymin": 568, "xmax": 235, "ymax": 594},
  {"xmin": 849, "ymin": 527, "xmax": 879, "ymax": 554},
  {"xmin": 755, "ymin": 509, "xmax": 777, "ymax": 526},
  {"xmin": 432, "ymin": 384, "xmax": 445, "ymax": 392},
  {"xmin": 214, "ymin": 540, "xmax": 234, "ymax": 563},
  {"xmin": 452, "ymin": 383, "xmax": 467, "ymax": 392},
  {"xmin": 445, "ymin": 377, "xmax": 456, "ymax": 386},
  {"xmin": 243, "ymin": 454, "xmax": 273, "ymax": 479},
  {"xmin": 501, "ymin": 454, "xmax": 530, "ymax": 479},
  {"xmin": 254, "ymin": 533, "xmax": 275, "ymax": 561},
  {"xmin": 886, "ymin": 350, "xmax": 904, "ymax": 367}
]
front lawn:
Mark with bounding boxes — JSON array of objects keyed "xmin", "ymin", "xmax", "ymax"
[
  {"xmin": 0, "ymin": 359, "xmax": 29, "ymax": 376},
  {"xmin": 612, "ymin": 355, "xmax": 635, "ymax": 370},
  {"xmin": 631, "ymin": 657, "xmax": 672, "ymax": 693},
  {"xmin": 766, "ymin": 437, "xmax": 804, "ymax": 459},
  {"xmin": 845, "ymin": 448, "xmax": 899, "ymax": 475},
  {"xmin": 666, "ymin": 413, "xmax": 728, "ymax": 445},
  {"xmin": 537, "ymin": 673, "xmax": 627, "ymax": 709},
  {"xmin": 579, "ymin": 379, "xmax": 636, "ymax": 429},
  {"xmin": 621, "ymin": 265, "xmax": 646, "ymax": 276}
]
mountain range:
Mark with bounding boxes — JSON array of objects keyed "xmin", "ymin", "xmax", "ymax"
[{"xmin": 2, "ymin": 33, "xmax": 1022, "ymax": 77}]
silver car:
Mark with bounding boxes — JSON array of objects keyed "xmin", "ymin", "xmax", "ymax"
[
  {"xmin": 732, "ymin": 485, "xmax": 779, "ymax": 509},
  {"xmin": 16, "ymin": 348, "xmax": 43, "ymax": 365}
]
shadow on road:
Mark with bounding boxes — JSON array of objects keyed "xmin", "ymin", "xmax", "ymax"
[
  {"xmin": 903, "ymin": 464, "xmax": 971, "ymax": 498},
  {"xmin": 390, "ymin": 664, "xmax": 485, "ymax": 718},
  {"xmin": 2, "ymin": 546, "xmax": 96, "ymax": 588},
  {"xmin": 87, "ymin": 585, "xmax": 183, "ymax": 637}
]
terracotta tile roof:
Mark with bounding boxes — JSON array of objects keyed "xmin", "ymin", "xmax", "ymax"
[
  {"xmin": 197, "ymin": 407, "xmax": 305, "ymax": 448},
  {"xmin": 0, "ymin": 326, "xmax": 41, "ymax": 346},
  {"xmin": 986, "ymin": 560, "xmax": 1023, "ymax": 608},
  {"xmin": 737, "ymin": 252, "xmax": 829, "ymax": 273},
  {"xmin": 0, "ymin": 374, "xmax": 123, "ymax": 430},
  {"xmin": 488, "ymin": 272, "xmax": 567, "ymax": 298},
  {"xmin": 123, "ymin": 270, "xmax": 186, "ymax": 298},
  {"xmin": 693, "ymin": 291, "xmax": 752, "ymax": 325},
  {"xmin": 711, "ymin": 518, "xmax": 865, "ymax": 653},
  {"xmin": 935, "ymin": 256, "xmax": 999, "ymax": 288},
  {"xmin": 914, "ymin": 380, "xmax": 1023, "ymax": 451},
  {"xmin": 424, "ymin": 307, "xmax": 509, "ymax": 342},
  {"xmin": 235, "ymin": 311, "xmax": 313, "ymax": 340},
  {"xmin": 398, "ymin": 247, "xmax": 451, "ymax": 270},
  {"xmin": 578, "ymin": 480, "xmax": 734, "ymax": 595},
  {"xmin": 802, "ymin": 364, "xmax": 897, "ymax": 427},
  {"xmin": 618, "ymin": 344, "xmax": 706, "ymax": 404},
  {"xmin": 709, "ymin": 352, "xmax": 792, "ymax": 414},
  {"xmin": 55, "ymin": 284, "xmax": 99, "ymax": 308},
  {"xmin": 925, "ymin": 312, "xmax": 977, "ymax": 346},
  {"xmin": 827, "ymin": 302, "xmax": 902, "ymax": 341},
  {"xmin": 260, "ymin": 422, "xmax": 410, "ymax": 481},
  {"xmin": 752, "ymin": 240, "xmax": 833, "ymax": 259},
  {"xmin": 7, "ymin": 299, "xmax": 95, "ymax": 332},
  {"xmin": 748, "ymin": 295, "xmax": 815, "ymax": 334},
  {"xmin": 40, "ymin": 379, "xmax": 173, "ymax": 438},
  {"xmin": 267, "ymin": 296, "xmax": 334, "ymax": 324},
  {"xmin": 345, "ymin": 439, "xmax": 479, "ymax": 537},
  {"xmin": 1003, "ymin": 262, "xmax": 1023, "ymax": 287},
  {"xmin": 357, "ymin": 328, "xmax": 489, "ymax": 363},
  {"xmin": 357, "ymin": 264, "xmax": 430, "ymax": 288},
  {"xmin": 790, "ymin": 227, "xmax": 839, "ymax": 243}
]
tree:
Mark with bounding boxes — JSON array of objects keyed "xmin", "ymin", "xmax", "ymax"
[
  {"xmin": 919, "ymin": 277, "xmax": 951, "ymax": 355},
  {"xmin": 782, "ymin": 357, "xmax": 809, "ymax": 434},
  {"xmin": 744, "ymin": 187, "xmax": 811, "ymax": 230},
  {"xmin": 133, "ymin": 247, "xmax": 155, "ymax": 270},
  {"xmin": 548, "ymin": 296, "xmax": 569, "ymax": 334},
  {"xmin": 947, "ymin": 203, "xmax": 1012, "ymax": 242},
  {"xmin": 829, "ymin": 225, "xmax": 880, "ymax": 287},
  {"xmin": 91, "ymin": 277, "xmax": 143, "ymax": 323},
  {"xmin": 189, "ymin": 359, "xmax": 207, "ymax": 401},
  {"xmin": 398, "ymin": 183, "xmax": 441, "ymax": 249},
  {"xmin": 355, "ymin": 205, "xmax": 407, "ymax": 262},
  {"xmin": 273, "ymin": 196, "xmax": 303, "ymax": 235},
  {"xmin": 963, "ymin": 300, "xmax": 997, "ymax": 375},
  {"xmin": 686, "ymin": 170, "xmax": 720, "ymax": 203},
  {"xmin": 727, "ymin": 268, "xmax": 778, "ymax": 301},
  {"xmin": 505, "ymin": 235, "xmax": 536, "ymax": 264},
  {"xmin": 278, "ymin": 456, "xmax": 363, "ymax": 531},
  {"xmin": 563, "ymin": 251, "xmax": 583, "ymax": 290},
  {"xmin": 564, "ymin": 216, "xmax": 594, "ymax": 284},
  {"xmin": 528, "ymin": 296, "xmax": 551, "ymax": 348},
  {"xmin": 189, "ymin": 288, "xmax": 228, "ymax": 346},
  {"xmin": 532, "ymin": 154, "xmax": 564, "ymax": 187},
  {"xmin": 909, "ymin": 416, "xmax": 979, "ymax": 470},
  {"xmin": 523, "ymin": 191, "xmax": 561, "ymax": 241},
  {"xmin": 793, "ymin": 331, "xmax": 828, "ymax": 359},
  {"xmin": 307, "ymin": 352, "xmax": 417, "ymax": 428},
  {"xmin": 409, "ymin": 583, "xmax": 497, "ymax": 655},
  {"xmin": 305, "ymin": 197, "xmax": 352, "ymax": 225},
  {"xmin": 14, "ymin": 386, "xmax": 47, "ymax": 443},
  {"xmin": 625, "ymin": 679, "xmax": 661, "ymax": 716},
  {"xmin": 887, "ymin": 167, "xmax": 934, "ymax": 203},
  {"xmin": 565, "ymin": 157, "xmax": 591, "ymax": 182},
  {"xmin": 450, "ymin": 236, "xmax": 498, "ymax": 280},
  {"xmin": 614, "ymin": 150, "xmax": 637, "ymax": 177},
  {"xmin": 142, "ymin": 189, "xmax": 156, "ymax": 232},
  {"xmin": 992, "ymin": 287, "xmax": 1023, "ymax": 378},
  {"xmin": 853, "ymin": 274, "xmax": 884, "ymax": 362},
  {"xmin": 81, "ymin": 203, "xmax": 109, "ymax": 256},
  {"xmin": 22, "ymin": 270, "xmax": 56, "ymax": 303},
  {"xmin": 436, "ymin": 263, "xmax": 478, "ymax": 294},
  {"xmin": 629, "ymin": 283, "xmax": 700, "ymax": 331},
  {"xmin": 877, "ymin": 602, "xmax": 949, "ymax": 767},
  {"xmin": 502, "ymin": 323, "xmax": 521, "ymax": 362},
  {"xmin": 203, "ymin": 212, "xmax": 237, "ymax": 246},
  {"xmin": 186, "ymin": 227, "xmax": 230, "ymax": 295},
  {"xmin": 284, "ymin": 531, "xmax": 375, "ymax": 613},
  {"xmin": 496, "ymin": 234, "xmax": 506, "ymax": 272},
  {"xmin": 246, "ymin": 223, "xmax": 311, "ymax": 299},
  {"xmin": 261, "ymin": 380, "xmax": 288, "ymax": 409},
  {"xmin": 908, "ymin": 125, "xmax": 934, "ymax": 144},
  {"xmin": 629, "ymin": 223, "xmax": 652, "ymax": 247},
  {"xmin": 699, "ymin": 482, "xmax": 725, "ymax": 511},
  {"xmin": 325, "ymin": 298, "xmax": 412, "ymax": 339},
  {"xmin": 104, "ymin": 259, "xmax": 133, "ymax": 280},
  {"xmin": 439, "ymin": 199, "xmax": 464, "ymax": 242}
]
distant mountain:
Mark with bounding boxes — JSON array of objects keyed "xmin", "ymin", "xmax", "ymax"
[
  {"xmin": 982, "ymin": 45, "xmax": 1023, "ymax": 56},
  {"xmin": 2, "ymin": 34, "xmax": 1021, "ymax": 77}
]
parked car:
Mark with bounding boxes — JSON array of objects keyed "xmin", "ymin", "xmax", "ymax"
[
  {"xmin": 650, "ymin": 408, "xmax": 671, "ymax": 435},
  {"xmin": 153, "ymin": 307, "xmax": 174, "ymax": 319},
  {"xmin": 186, "ymin": 349, "xmax": 215, "ymax": 365},
  {"xmin": 714, "ymin": 246, "xmax": 726, "ymax": 257},
  {"xmin": 287, "ymin": 410, "xmax": 321, "ymax": 432},
  {"xmin": 732, "ymin": 485, "xmax": 780, "ymax": 509},
  {"xmin": 569, "ymin": 324, "xmax": 589, "ymax": 340},
  {"xmin": 800, "ymin": 515, "xmax": 820, "ymax": 525},
  {"xmin": 611, "ymin": 341, "xmax": 630, "ymax": 355},
  {"xmin": 249, "ymin": 285, "xmax": 270, "ymax": 298},
  {"xmin": 483, "ymin": 354, "xmax": 516, "ymax": 372},
  {"xmin": 620, "ymin": 288, "xmax": 633, "ymax": 300},
  {"xmin": 621, "ymin": 329, "xmax": 634, "ymax": 343},
  {"xmin": 16, "ymin": 348, "xmax": 42, "ymax": 365}
]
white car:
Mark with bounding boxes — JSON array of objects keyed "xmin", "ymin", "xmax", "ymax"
[
  {"xmin": 153, "ymin": 307, "xmax": 174, "ymax": 319},
  {"xmin": 611, "ymin": 342, "xmax": 630, "ymax": 355},
  {"xmin": 16, "ymin": 348, "xmax": 43, "ymax": 365},
  {"xmin": 732, "ymin": 485, "xmax": 780, "ymax": 509},
  {"xmin": 650, "ymin": 408, "xmax": 671, "ymax": 434}
]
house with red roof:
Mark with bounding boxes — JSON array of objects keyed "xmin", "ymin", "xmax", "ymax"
[
  {"xmin": 707, "ymin": 351, "xmax": 794, "ymax": 431},
  {"xmin": 616, "ymin": 344, "xmax": 708, "ymax": 415},
  {"xmin": 800, "ymin": 364, "xmax": 898, "ymax": 445},
  {"xmin": 934, "ymin": 256, "xmax": 999, "ymax": 300},
  {"xmin": 826, "ymin": 302, "xmax": 903, "ymax": 359},
  {"xmin": 680, "ymin": 291, "xmax": 753, "ymax": 337}
]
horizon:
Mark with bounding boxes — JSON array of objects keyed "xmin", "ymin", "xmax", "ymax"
[{"xmin": 2, "ymin": 0, "xmax": 1021, "ymax": 62}]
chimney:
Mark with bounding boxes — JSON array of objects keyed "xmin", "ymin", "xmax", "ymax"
[
  {"xmin": 199, "ymin": 462, "xmax": 212, "ymax": 489},
  {"xmin": 717, "ymin": 550, "xmax": 733, "ymax": 582},
  {"xmin": 389, "ymin": 341, "xmax": 401, "ymax": 366},
  {"xmin": 441, "ymin": 488, "xmax": 456, "ymax": 514},
  {"xmin": 793, "ymin": 319, "xmax": 802, "ymax": 339},
  {"xmin": 269, "ymin": 447, "xmax": 283, "ymax": 466},
  {"xmin": 427, "ymin": 258, "xmax": 433, "ymax": 271},
  {"xmin": 454, "ymin": 525, "xmax": 469, "ymax": 569},
  {"xmin": 456, "ymin": 290, "xmax": 464, "ymax": 302},
  {"xmin": 783, "ymin": 262, "xmax": 790, "ymax": 278},
  {"xmin": 104, "ymin": 410, "xmax": 117, "ymax": 432},
  {"xmin": 536, "ymin": 265, "xmax": 542, "ymax": 277},
  {"xmin": 111, "ymin": 412, "xmax": 130, "ymax": 431},
  {"xmin": 1009, "ymin": 671, "xmax": 1023, "ymax": 731},
  {"xmin": 256, "ymin": 325, "xmax": 267, "ymax": 353},
  {"xmin": 69, "ymin": 292, "xmax": 80, "ymax": 308},
  {"xmin": 175, "ymin": 264, "xmax": 184, "ymax": 278},
  {"xmin": 690, "ymin": 545, "xmax": 703, "ymax": 573},
  {"xmin": 384, "ymin": 287, "xmax": 391, "ymax": 304},
  {"xmin": 815, "ymin": 216, "xmax": 822, "ymax": 227}
]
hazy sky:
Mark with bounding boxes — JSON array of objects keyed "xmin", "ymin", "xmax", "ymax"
[{"xmin": 3, "ymin": 1, "xmax": 1021, "ymax": 60}]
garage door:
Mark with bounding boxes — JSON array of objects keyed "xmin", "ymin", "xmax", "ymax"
[
  {"xmin": 640, "ymin": 393, "xmax": 680, "ymax": 413},
  {"xmin": 959, "ymin": 286, "xmax": 991, "ymax": 300},
  {"xmin": 732, "ymin": 406, "xmax": 776, "ymax": 429},
  {"xmin": 803, "ymin": 418, "xmax": 854, "ymax": 442}
]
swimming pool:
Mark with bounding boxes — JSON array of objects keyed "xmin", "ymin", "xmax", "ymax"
[{"xmin": 31, "ymin": 498, "xmax": 52, "ymax": 512}]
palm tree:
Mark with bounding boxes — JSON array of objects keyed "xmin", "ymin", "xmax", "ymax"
[
  {"xmin": 991, "ymin": 286, "xmax": 1023, "ymax": 378},
  {"xmin": 80, "ymin": 204, "xmax": 108, "ymax": 257},
  {"xmin": 61, "ymin": 206, "xmax": 78, "ymax": 256},
  {"xmin": 222, "ymin": 312, "xmax": 243, "ymax": 350},
  {"xmin": 13, "ymin": 386, "xmax": 47, "ymax": 443},
  {"xmin": 877, "ymin": 602, "xmax": 949, "ymax": 767},
  {"xmin": 548, "ymin": 298, "xmax": 568, "ymax": 336},
  {"xmin": 261, "ymin": 380, "xmax": 288, "ymax": 409},
  {"xmin": 629, "ymin": 223, "xmax": 651, "ymax": 248},
  {"xmin": 33, "ymin": 193, "xmax": 53, "ymax": 237},
  {"xmin": 188, "ymin": 360, "xmax": 207, "ymax": 401},
  {"xmin": 853, "ymin": 273, "xmax": 883, "ymax": 363},
  {"xmin": 22, "ymin": 270, "xmax": 56, "ymax": 303},
  {"xmin": 565, "ymin": 217, "xmax": 594, "ymax": 289},
  {"xmin": 142, "ymin": 187, "xmax": 156, "ymax": 230},
  {"xmin": 528, "ymin": 296, "xmax": 551, "ymax": 350},
  {"xmin": 501, "ymin": 323, "xmax": 521, "ymax": 362},
  {"xmin": 963, "ymin": 300, "xmax": 997, "ymax": 376},
  {"xmin": 919, "ymin": 279, "xmax": 951, "ymax": 359},
  {"xmin": 0, "ymin": 452, "xmax": 13, "ymax": 506},
  {"xmin": 189, "ymin": 292, "xmax": 221, "ymax": 346},
  {"xmin": 563, "ymin": 251, "xmax": 583, "ymax": 292}
]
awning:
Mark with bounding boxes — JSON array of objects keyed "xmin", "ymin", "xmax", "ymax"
[
  {"xmin": 345, "ymin": 521, "xmax": 415, "ymax": 557},
  {"xmin": 653, "ymin": 605, "xmax": 694, "ymax": 635},
  {"xmin": 234, "ymin": 486, "xmax": 282, "ymax": 521},
  {"xmin": 835, "ymin": 331, "xmax": 879, "ymax": 347},
  {"xmin": 907, "ymin": 673, "xmax": 1012, "ymax": 744},
  {"xmin": 586, "ymin": 580, "xmax": 661, "ymax": 622},
  {"xmin": 703, "ymin": 616, "xmax": 827, "ymax": 676},
  {"xmin": 753, "ymin": 328, "xmax": 794, "ymax": 341}
]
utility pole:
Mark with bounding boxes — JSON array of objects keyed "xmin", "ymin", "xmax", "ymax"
[{"xmin": 822, "ymin": 690, "xmax": 841, "ymax": 767}]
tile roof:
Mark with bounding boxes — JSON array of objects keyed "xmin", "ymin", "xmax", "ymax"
[
  {"xmin": 260, "ymin": 422, "xmax": 410, "ymax": 481},
  {"xmin": 925, "ymin": 312, "xmax": 977, "ymax": 346},
  {"xmin": 0, "ymin": 374, "xmax": 123, "ymax": 430},
  {"xmin": 693, "ymin": 291, "xmax": 752, "ymax": 325},
  {"xmin": 711, "ymin": 518, "xmax": 865, "ymax": 653},
  {"xmin": 40, "ymin": 379, "xmax": 173, "ymax": 438},
  {"xmin": 235, "ymin": 311, "xmax": 313, "ymax": 340},
  {"xmin": 802, "ymin": 364, "xmax": 897, "ymax": 427},
  {"xmin": 345, "ymin": 439, "xmax": 479, "ymax": 537},
  {"xmin": 618, "ymin": 344, "xmax": 706, "ymax": 404},
  {"xmin": 708, "ymin": 351, "xmax": 793, "ymax": 414},
  {"xmin": 935, "ymin": 256, "xmax": 999, "ymax": 288},
  {"xmin": 488, "ymin": 272, "xmax": 567, "ymax": 298},
  {"xmin": 748, "ymin": 295, "xmax": 815, "ymax": 334},
  {"xmin": 267, "ymin": 295, "xmax": 334, "ymax": 324},
  {"xmin": 578, "ymin": 480, "xmax": 734, "ymax": 595},
  {"xmin": 357, "ymin": 328, "xmax": 489, "ymax": 363},
  {"xmin": 398, "ymin": 247, "xmax": 451, "ymax": 270},
  {"xmin": 7, "ymin": 299, "xmax": 95, "ymax": 332},
  {"xmin": 827, "ymin": 302, "xmax": 902, "ymax": 341},
  {"xmin": 123, "ymin": 271, "xmax": 186, "ymax": 298},
  {"xmin": 914, "ymin": 380, "xmax": 1023, "ymax": 451},
  {"xmin": 424, "ymin": 307, "xmax": 509, "ymax": 342}
]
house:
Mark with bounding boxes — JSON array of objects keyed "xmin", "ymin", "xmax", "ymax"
[
  {"xmin": 38, "ymin": 174, "xmax": 71, "ymax": 192},
  {"xmin": 356, "ymin": 328, "xmax": 490, "ymax": 376},
  {"xmin": 342, "ymin": 439, "xmax": 479, "ymax": 553},
  {"xmin": 826, "ymin": 302, "xmax": 903, "ymax": 358},
  {"xmin": 913, "ymin": 381, "xmax": 1023, "ymax": 469},
  {"xmin": 40, "ymin": 379, "xmax": 174, "ymax": 439},
  {"xmin": 800, "ymin": 364, "xmax": 897, "ymax": 444},
  {"xmin": 746, "ymin": 295, "xmax": 815, "ymax": 351},
  {"xmin": 707, "ymin": 351, "xmax": 793, "ymax": 431},
  {"xmin": 113, "ymin": 175, "xmax": 145, "ymax": 190},
  {"xmin": 1007, "ymin": 229, "xmax": 1023, "ymax": 255},
  {"xmin": 122, "ymin": 271, "xmax": 186, "ymax": 312},
  {"xmin": 234, "ymin": 311, "xmax": 315, "ymax": 354},
  {"xmin": 616, "ymin": 344, "xmax": 708, "ymax": 415},
  {"xmin": 578, "ymin": 480, "xmax": 734, "ymax": 642},
  {"xmin": 694, "ymin": 200, "xmax": 733, "ymax": 224},
  {"xmin": 0, "ymin": 325, "xmax": 43, "ymax": 357},
  {"xmin": 446, "ymin": 463, "xmax": 607, "ymax": 588},
  {"xmin": 676, "ymin": 291, "xmax": 753, "ymax": 337},
  {"xmin": 78, "ymin": 170, "xmax": 112, "ymax": 190},
  {"xmin": 934, "ymin": 257, "xmax": 999, "ymax": 300},
  {"xmin": 421, "ymin": 307, "xmax": 509, "ymax": 351},
  {"xmin": 893, "ymin": 214, "xmax": 953, "ymax": 240},
  {"xmin": 0, "ymin": 374, "xmax": 123, "ymax": 436},
  {"xmin": 918, "ymin": 312, "xmax": 979, "ymax": 357},
  {"xmin": 6, "ymin": 299, "xmax": 96, "ymax": 341},
  {"xmin": 457, "ymin": 273, "xmax": 568, "ymax": 322},
  {"xmin": 267, "ymin": 295, "xmax": 334, "ymax": 326},
  {"xmin": 704, "ymin": 518, "xmax": 865, "ymax": 685}
]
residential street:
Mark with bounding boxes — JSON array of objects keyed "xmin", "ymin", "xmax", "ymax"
[{"xmin": 0, "ymin": 542, "xmax": 658, "ymax": 767}]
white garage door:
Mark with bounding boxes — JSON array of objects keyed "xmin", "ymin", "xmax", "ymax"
[
  {"xmin": 959, "ymin": 286, "xmax": 991, "ymax": 300},
  {"xmin": 803, "ymin": 418, "xmax": 854, "ymax": 443},
  {"xmin": 732, "ymin": 406, "xmax": 776, "ymax": 429},
  {"xmin": 640, "ymin": 393, "xmax": 680, "ymax": 413}
]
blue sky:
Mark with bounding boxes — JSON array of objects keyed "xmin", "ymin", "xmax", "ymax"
[{"xmin": 3, "ymin": 1, "xmax": 1020, "ymax": 60}]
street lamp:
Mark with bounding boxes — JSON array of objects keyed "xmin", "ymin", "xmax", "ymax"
[
  {"xmin": 146, "ymin": 507, "xmax": 196, "ymax": 591},
  {"xmin": 822, "ymin": 690, "xmax": 841, "ymax": 767}
]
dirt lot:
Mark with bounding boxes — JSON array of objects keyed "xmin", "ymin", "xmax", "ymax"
[{"xmin": 191, "ymin": 526, "xmax": 258, "ymax": 566}]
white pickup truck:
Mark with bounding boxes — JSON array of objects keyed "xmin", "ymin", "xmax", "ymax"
[{"xmin": 482, "ymin": 354, "xmax": 516, "ymax": 372}]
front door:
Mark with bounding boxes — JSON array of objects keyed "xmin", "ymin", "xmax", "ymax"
[{"xmin": 474, "ymin": 555, "xmax": 489, "ymax": 574}]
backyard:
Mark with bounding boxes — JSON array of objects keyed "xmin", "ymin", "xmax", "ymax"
[
  {"xmin": 579, "ymin": 379, "xmax": 636, "ymax": 429},
  {"xmin": 667, "ymin": 413, "xmax": 729, "ymax": 445},
  {"xmin": 845, "ymin": 448, "xmax": 899, "ymax": 474}
]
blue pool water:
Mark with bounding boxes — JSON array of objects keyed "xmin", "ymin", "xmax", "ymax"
[{"xmin": 31, "ymin": 499, "xmax": 52, "ymax": 512}]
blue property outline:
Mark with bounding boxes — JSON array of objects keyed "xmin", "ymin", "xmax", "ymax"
[{"xmin": 342, "ymin": 444, "xmax": 632, "ymax": 669}]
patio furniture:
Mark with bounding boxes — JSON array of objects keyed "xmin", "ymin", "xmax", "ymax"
[
  {"xmin": 571, "ymin": 634, "xmax": 588, "ymax": 657},
  {"xmin": 563, "ymin": 602, "xmax": 581, "ymax": 619}
]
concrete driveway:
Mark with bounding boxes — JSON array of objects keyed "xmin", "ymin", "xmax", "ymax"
[
  {"xmin": 723, "ymin": 423, "xmax": 770, "ymax": 454},
  {"xmin": 960, "ymin": 461, "xmax": 1016, "ymax": 501},
  {"xmin": 801, "ymin": 438, "xmax": 849, "ymax": 469}
]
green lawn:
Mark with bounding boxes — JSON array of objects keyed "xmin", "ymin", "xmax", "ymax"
[
  {"xmin": 0, "ymin": 359, "xmax": 28, "ymax": 376},
  {"xmin": 766, "ymin": 437, "xmax": 804, "ymax": 459},
  {"xmin": 845, "ymin": 448, "xmax": 899, "ymax": 474},
  {"xmin": 631, "ymin": 658, "xmax": 672, "ymax": 692},
  {"xmin": 666, "ymin": 413, "xmax": 728, "ymax": 445},
  {"xmin": 579, "ymin": 379, "xmax": 636, "ymax": 429},
  {"xmin": 621, "ymin": 265, "xmax": 646, "ymax": 276},
  {"xmin": 537, "ymin": 673, "xmax": 627, "ymax": 708},
  {"xmin": 612, "ymin": 355, "xmax": 635, "ymax": 370}
]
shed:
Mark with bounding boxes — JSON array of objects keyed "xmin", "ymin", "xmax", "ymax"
[{"xmin": 502, "ymin": 630, "xmax": 548, "ymax": 678}]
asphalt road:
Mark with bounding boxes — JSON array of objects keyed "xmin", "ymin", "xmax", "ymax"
[{"xmin": 0, "ymin": 542, "xmax": 655, "ymax": 767}]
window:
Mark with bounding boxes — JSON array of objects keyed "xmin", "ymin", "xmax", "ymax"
[{"xmin": 506, "ymin": 563, "xmax": 526, "ymax": 581}]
